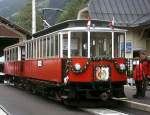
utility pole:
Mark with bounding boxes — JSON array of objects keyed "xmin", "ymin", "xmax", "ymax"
[{"xmin": 32, "ymin": 0, "xmax": 36, "ymax": 35}]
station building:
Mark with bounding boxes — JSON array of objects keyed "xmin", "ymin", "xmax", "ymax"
[
  {"xmin": 0, "ymin": 16, "xmax": 31, "ymax": 76},
  {"xmin": 77, "ymin": 0, "xmax": 150, "ymax": 58},
  {"xmin": 0, "ymin": 16, "xmax": 31, "ymax": 57}
]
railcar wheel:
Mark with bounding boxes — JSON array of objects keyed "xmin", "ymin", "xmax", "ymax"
[{"xmin": 100, "ymin": 92, "xmax": 109, "ymax": 101}]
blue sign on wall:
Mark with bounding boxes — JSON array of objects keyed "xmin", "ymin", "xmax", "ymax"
[
  {"xmin": 121, "ymin": 42, "xmax": 132, "ymax": 53},
  {"xmin": 126, "ymin": 42, "xmax": 132, "ymax": 53}
]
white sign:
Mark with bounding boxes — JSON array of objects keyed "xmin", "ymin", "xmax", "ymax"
[{"xmin": 37, "ymin": 60, "xmax": 43, "ymax": 67}]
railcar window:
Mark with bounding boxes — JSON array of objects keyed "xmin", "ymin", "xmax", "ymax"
[
  {"xmin": 37, "ymin": 39, "xmax": 40, "ymax": 58},
  {"xmin": 55, "ymin": 34, "xmax": 59, "ymax": 57},
  {"xmin": 45, "ymin": 37, "xmax": 48, "ymax": 57},
  {"xmin": 70, "ymin": 32, "xmax": 88, "ymax": 57},
  {"xmin": 6, "ymin": 50, "xmax": 8, "ymax": 61},
  {"xmin": 26, "ymin": 43, "xmax": 28, "ymax": 59},
  {"xmin": 13, "ymin": 48, "xmax": 14, "ymax": 61},
  {"xmin": 58, "ymin": 34, "xmax": 60, "ymax": 57},
  {"xmin": 26, "ymin": 43, "xmax": 29, "ymax": 59},
  {"xmin": 27, "ymin": 43, "xmax": 29, "ymax": 59},
  {"xmin": 15, "ymin": 47, "xmax": 18, "ymax": 60},
  {"xmin": 63, "ymin": 34, "xmax": 68, "ymax": 57},
  {"xmin": 5, "ymin": 50, "xmax": 8, "ymax": 61},
  {"xmin": 53, "ymin": 35, "xmax": 55, "ymax": 56},
  {"xmin": 40, "ymin": 39, "xmax": 43, "ymax": 58},
  {"xmin": 47, "ymin": 36, "xmax": 51, "ymax": 57},
  {"xmin": 51, "ymin": 35, "xmax": 54, "ymax": 56},
  {"xmin": 90, "ymin": 32, "xmax": 112, "ymax": 57},
  {"xmin": 10, "ymin": 49, "xmax": 11, "ymax": 60},
  {"xmin": 43, "ymin": 37, "xmax": 47, "ymax": 58},
  {"xmin": 29, "ymin": 43, "xmax": 31, "ymax": 59},
  {"xmin": 12, "ymin": 49, "xmax": 14, "ymax": 60},
  {"xmin": 6, "ymin": 51, "xmax": 8, "ymax": 61},
  {"xmin": 32, "ymin": 41, "xmax": 34, "ymax": 58},
  {"xmin": 29, "ymin": 43, "xmax": 32, "ymax": 59},
  {"xmin": 4, "ymin": 51, "xmax": 5, "ymax": 61},
  {"xmin": 31, "ymin": 42, "xmax": 33, "ymax": 59},
  {"xmin": 42, "ymin": 38, "xmax": 44, "ymax": 58},
  {"xmin": 9, "ymin": 49, "xmax": 11, "ymax": 61},
  {"xmin": 9, "ymin": 49, "xmax": 11, "ymax": 60},
  {"xmin": 4, "ymin": 51, "xmax": 6, "ymax": 61},
  {"xmin": 21, "ymin": 46, "xmax": 25, "ymax": 60},
  {"xmin": 28, "ymin": 43, "xmax": 30, "ymax": 59},
  {"xmin": 35, "ymin": 40, "xmax": 38, "ymax": 58},
  {"xmin": 33, "ymin": 41, "xmax": 36, "ymax": 58},
  {"xmin": 10, "ymin": 49, "xmax": 13, "ymax": 60},
  {"xmin": 114, "ymin": 33, "xmax": 125, "ymax": 57}
]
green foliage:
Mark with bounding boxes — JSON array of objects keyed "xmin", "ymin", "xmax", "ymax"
[
  {"xmin": 14, "ymin": 0, "xmax": 43, "ymax": 32},
  {"xmin": 57, "ymin": 0, "xmax": 88, "ymax": 22}
]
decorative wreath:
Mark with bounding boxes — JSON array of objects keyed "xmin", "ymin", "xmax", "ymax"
[{"xmin": 64, "ymin": 57, "xmax": 127, "ymax": 77}]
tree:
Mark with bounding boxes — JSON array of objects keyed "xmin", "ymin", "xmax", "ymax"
[
  {"xmin": 57, "ymin": 0, "xmax": 88, "ymax": 22},
  {"xmin": 14, "ymin": 0, "xmax": 43, "ymax": 32}
]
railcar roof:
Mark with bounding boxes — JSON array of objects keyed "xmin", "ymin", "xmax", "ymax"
[
  {"xmin": 33, "ymin": 20, "xmax": 111, "ymax": 38},
  {"xmin": 4, "ymin": 20, "xmax": 127, "ymax": 50}
]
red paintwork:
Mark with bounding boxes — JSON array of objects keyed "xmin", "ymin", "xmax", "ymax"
[
  {"xmin": 4, "ymin": 57, "xmax": 126, "ymax": 84},
  {"xmin": 68, "ymin": 58, "xmax": 126, "ymax": 82},
  {"xmin": 4, "ymin": 59, "xmax": 62, "ymax": 83}
]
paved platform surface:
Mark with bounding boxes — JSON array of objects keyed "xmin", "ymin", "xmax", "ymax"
[
  {"xmin": 114, "ymin": 85, "xmax": 150, "ymax": 112},
  {"xmin": 124, "ymin": 85, "xmax": 150, "ymax": 105}
]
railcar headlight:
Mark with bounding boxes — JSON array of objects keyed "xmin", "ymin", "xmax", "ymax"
[
  {"xmin": 95, "ymin": 66, "xmax": 109, "ymax": 81},
  {"xmin": 75, "ymin": 63, "xmax": 81, "ymax": 71},
  {"xmin": 120, "ymin": 64, "xmax": 126, "ymax": 70}
]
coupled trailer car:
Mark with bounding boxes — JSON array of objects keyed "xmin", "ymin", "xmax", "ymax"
[{"xmin": 4, "ymin": 20, "xmax": 127, "ymax": 102}]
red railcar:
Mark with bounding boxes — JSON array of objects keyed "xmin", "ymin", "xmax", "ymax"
[{"xmin": 4, "ymin": 20, "xmax": 127, "ymax": 101}]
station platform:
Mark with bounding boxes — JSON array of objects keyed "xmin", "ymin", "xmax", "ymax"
[
  {"xmin": 114, "ymin": 85, "xmax": 150, "ymax": 112},
  {"xmin": 124, "ymin": 85, "xmax": 150, "ymax": 105}
]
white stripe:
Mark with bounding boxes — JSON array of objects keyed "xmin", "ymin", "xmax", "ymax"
[
  {"xmin": 83, "ymin": 108, "xmax": 128, "ymax": 115},
  {"xmin": 0, "ymin": 105, "xmax": 9, "ymax": 115}
]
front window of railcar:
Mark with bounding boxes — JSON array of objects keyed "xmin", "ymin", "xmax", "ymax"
[
  {"xmin": 114, "ymin": 32, "xmax": 125, "ymax": 58},
  {"xmin": 90, "ymin": 32, "xmax": 112, "ymax": 57},
  {"xmin": 62, "ymin": 31, "xmax": 125, "ymax": 58},
  {"xmin": 70, "ymin": 32, "xmax": 88, "ymax": 57}
]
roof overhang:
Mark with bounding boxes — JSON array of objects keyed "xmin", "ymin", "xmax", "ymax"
[{"xmin": 0, "ymin": 16, "xmax": 31, "ymax": 38}]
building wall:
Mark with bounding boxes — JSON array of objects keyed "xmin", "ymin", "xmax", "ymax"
[
  {"xmin": 146, "ymin": 40, "xmax": 150, "ymax": 56},
  {"xmin": 77, "ymin": 9, "xmax": 149, "ymax": 58},
  {"xmin": 126, "ymin": 29, "xmax": 146, "ymax": 58}
]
